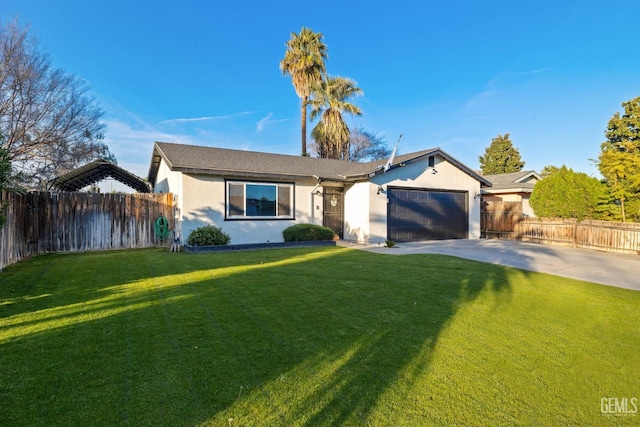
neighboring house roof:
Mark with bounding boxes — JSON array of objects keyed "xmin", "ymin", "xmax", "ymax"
[
  {"xmin": 148, "ymin": 141, "xmax": 492, "ymax": 186},
  {"xmin": 49, "ymin": 159, "xmax": 152, "ymax": 193},
  {"xmin": 482, "ymin": 170, "xmax": 541, "ymax": 194}
]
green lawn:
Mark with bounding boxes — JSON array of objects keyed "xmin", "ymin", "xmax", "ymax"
[{"xmin": 1, "ymin": 246, "xmax": 638, "ymax": 426}]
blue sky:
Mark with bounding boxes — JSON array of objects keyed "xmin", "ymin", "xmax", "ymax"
[{"xmin": 2, "ymin": 1, "xmax": 640, "ymax": 185}]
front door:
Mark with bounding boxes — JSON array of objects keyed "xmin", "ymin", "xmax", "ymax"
[{"xmin": 323, "ymin": 188, "xmax": 344, "ymax": 238}]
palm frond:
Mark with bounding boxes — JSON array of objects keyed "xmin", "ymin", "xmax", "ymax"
[{"xmin": 308, "ymin": 75, "xmax": 363, "ymax": 160}]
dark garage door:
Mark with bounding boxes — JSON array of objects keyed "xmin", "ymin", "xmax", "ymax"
[{"xmin": 387, "ymin": 188, "xmax": 468, "ymax": 241}]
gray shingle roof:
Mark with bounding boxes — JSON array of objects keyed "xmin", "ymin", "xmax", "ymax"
[
  {"xmin": 148, "ymin": 141, "xmax": 491, "ymax": 186},
  {"xmin": 483, "ymin": 170, "xmax": 541, "ymax": 190}
]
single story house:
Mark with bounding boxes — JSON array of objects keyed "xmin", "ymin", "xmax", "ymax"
[
  {"xmin": 481, "ymin": 170, "xmax": 542, "ymax": 216},
  {"xmin": 147, "ymin": 142, "xmax": 492, "ymax": 245}
]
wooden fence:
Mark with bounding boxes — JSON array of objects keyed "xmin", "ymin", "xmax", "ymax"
[
  {"xmin": 516, "ymin": 218, "xmax": 640, "ymax": 253},
  {"xmin": 481, "ymin": 201, "xmax": 523, "ymax": 239},
  {"xmin": 482, "ymin": 201, "xmax": 640, "ymax": 254},
  {"xmin": 0, "ymin": 191, "xmax": 174, "ymax": 270}
]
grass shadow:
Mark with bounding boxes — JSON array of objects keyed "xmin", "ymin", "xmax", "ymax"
[{"xmin": 2, "ymin": 246, "xmax": 515, "ymax": 425}]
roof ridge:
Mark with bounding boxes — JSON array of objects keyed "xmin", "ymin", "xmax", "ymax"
[{"xmin": 155, "ymin": 141, "xmax": 356, "ymax": 165}]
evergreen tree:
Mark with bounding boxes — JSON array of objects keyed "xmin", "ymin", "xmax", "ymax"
[
  {"xmin": 479, "ymin": 133, "xmax": 525, "ymax": 174},
  {"xmin": 540, "ymin": 165, "xmax": 561, "ymax": 177},
  {"xmin": 529, "ymin": 166, "xmax": 604, "ymax": 220},
  {"xmin": 597, "ymin": 96, "xmax": 640, "ymax": 222}
]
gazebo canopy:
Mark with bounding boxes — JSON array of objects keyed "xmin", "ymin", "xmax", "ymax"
[{"xmin": 49, "ymin": 159, "xmax": 152, "ymax": 193}]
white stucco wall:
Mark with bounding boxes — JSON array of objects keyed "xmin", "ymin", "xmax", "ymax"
[
  {"xmin": 522, "ymin": 195, "xmax": 534, "ymax": 217},
  {"xmin": 344, "ymin": 155, "xmax": 483, "ymax": 243},
  {"xmin": 343, "ymin": 182, "xmax": 371, "ymax": 243},
  {"xmin": 174, "ymin": 173, "xmax": 324, "ymax": 245}
]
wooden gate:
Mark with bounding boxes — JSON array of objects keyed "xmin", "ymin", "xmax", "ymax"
[{"xmin": 481, "ymin": 201, "xmax": 523, "ymax": 238}]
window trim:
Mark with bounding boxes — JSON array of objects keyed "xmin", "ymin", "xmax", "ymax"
[{"xmin": 225, "ymin": 180, "xmax": 295, "ymax": 220}]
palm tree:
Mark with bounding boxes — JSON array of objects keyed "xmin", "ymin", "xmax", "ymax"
[
  {"xmin": 279, "ymin": 27, "xmax": 328, "ymax": 157},
  {"xmin": 308, "ymin": 75, "xmax": 363, "ymax": 160}
]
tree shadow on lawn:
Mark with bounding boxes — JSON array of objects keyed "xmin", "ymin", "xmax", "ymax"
[
  {"xmin": 0, "ymin": 247, "xmax": 303, "ymax": 319},
  {"xmin": 266, "ymin": 251, "xmax": 517, "ymax": 426},
  {"xmin": 0, "ymin": 246, "xmax": 525, "ymax": 426}
]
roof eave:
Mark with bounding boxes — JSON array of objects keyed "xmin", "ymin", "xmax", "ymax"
[
  {"xmin": 344, "ymin": 149, "xmax": 493, "ymax": 187},
  {"xmin": 147, "ymin": 143, "xmax": 171, "ymax": 185},
  {"xmin": 481, "ymin": 187, "xmax": 534, "ymax": 194},
  {"xmin": 170, "ymin": 166, "xmax": 352, "ymax": 183},
  {"xmin": 513, "ymin": 171, "xmax": 543, "ymax": 183},
  {"xmin": 343, "ymin": 149, "xmax": 440, "ymax": 180}
]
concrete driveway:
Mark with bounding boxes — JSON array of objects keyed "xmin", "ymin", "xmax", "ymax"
[{"xmin": 339, "ymin": 239, "xmax": 640, "ymax": 291}]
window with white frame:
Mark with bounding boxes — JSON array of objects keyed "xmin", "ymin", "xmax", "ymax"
[{"xmin": 226, "ymin": 181, "xmax": 294, "ymax": 219}]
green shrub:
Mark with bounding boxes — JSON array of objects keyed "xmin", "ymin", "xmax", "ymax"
[
  {"xmin": 282, "ymin": 224, "xmax": 335, "ymax": 242},
  {"xmin": 186, "ymin": 225, "xmax": 231, "ymax": 246},
  {"xmin": 529, "ymin": 166, "xmax": 604, "ymax": 220}
]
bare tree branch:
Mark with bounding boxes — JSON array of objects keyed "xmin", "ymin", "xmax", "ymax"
[{"xmin": 0, "ymin": 19, "xmax": 112, "ymax": 189}]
